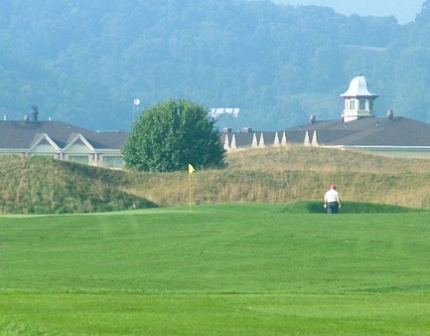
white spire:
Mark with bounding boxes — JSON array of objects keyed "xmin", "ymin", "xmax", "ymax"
[
  {"xmin": 231, "ymin": 134, "xmax": 237, "ymax": 150},
  {"xmin": 251, "ymin": 133, "xmax": 258, "ymax": 148},
  {"xmin": 304, "ymin": 131, "xmax": 311, "ymax": 146},
  {"xmin": 259, "ymin": 133, "xmax": 265, "ymax": 148},
  {"xmin": 223, "ymin": 134, "xmax": 230, "ymax": 150},
  {"xmin": 281, "ymin": 132, "xmax": 287, "ymax": 146},
  {"xmin": 311, "ymin": 131, "xmax": 319, "ymax": 147},
  {"xmin": 274, "ymin": 132, "xmax": 280, "ymax": 147}
]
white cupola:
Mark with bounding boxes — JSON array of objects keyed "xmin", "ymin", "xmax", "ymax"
[{"xmin": 340, "ymin": 75, "xmax": 378, "ymax": 122}]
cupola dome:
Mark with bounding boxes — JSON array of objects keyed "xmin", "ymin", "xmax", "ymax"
[
  {"xmin": 340, "ymin": 75, "xmax": 379, "ymax": 122},
  {"xmin": 341, "ymin": 75, "xmax": 378, "ymax": 98}
]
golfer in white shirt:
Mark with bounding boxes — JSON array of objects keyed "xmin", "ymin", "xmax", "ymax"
[{"xmin": 324, "ymin": 184, "xmax": 341, "ymax": 214}]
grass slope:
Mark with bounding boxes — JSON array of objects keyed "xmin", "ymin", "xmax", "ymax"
[
  {"xmin": 1, "ymin": 204, "xmax": 429, "ymax": 335},
  {"xmin": 0, "ymin": 156, "xmax": 157, "ymax": 214},
  {"xmin": 1, "ymin": 146, "xmax": 430, "ymax": 214},
  {"xmin": 112, "ymin": 146, "xmax": 430, "ymax": 209}
]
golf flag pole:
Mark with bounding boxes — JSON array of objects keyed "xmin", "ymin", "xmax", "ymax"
[{"xmin": 188, "ymin": 164, "xmax": 195, "ymax": 212}]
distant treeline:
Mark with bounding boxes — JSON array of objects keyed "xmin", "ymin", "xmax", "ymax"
[{"xmin": 0, "ymin": 0, "xmax": 429, "ymax": 131}]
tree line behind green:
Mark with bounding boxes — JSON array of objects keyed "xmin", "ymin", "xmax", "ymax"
[{"xmin": 0, "ymin": 0, "xmax": 429, "ymax": 132}]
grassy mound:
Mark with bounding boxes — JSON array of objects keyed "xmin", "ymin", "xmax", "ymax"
[
  {"xmin": 0, "ymin": 156, "xmax": 157, "ymax": 214},
  {"xmin": 1, "ymin": 146, "xmax": 429, "ymax": 214}
]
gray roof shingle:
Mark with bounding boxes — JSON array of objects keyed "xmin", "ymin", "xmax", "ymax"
[
  {"xmin": 2, "ymin": 116, "xmax": 429, "ymax": 152},
  {"xmin": 0, "ymin": 120, "xmax": 127, "ymax": 150},
  {"xmin": 221, "ymin": 116, "xmax": 430, "ymax": 148}
]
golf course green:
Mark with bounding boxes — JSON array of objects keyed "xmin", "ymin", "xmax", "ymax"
[{"xmin": 0, "ymin": 203, "xmax": 429, "ymax": 335}]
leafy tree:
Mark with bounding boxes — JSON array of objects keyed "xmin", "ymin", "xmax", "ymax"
[{"xmin": 122, "ymin": 99, "xmax": 226, "ymax": 172}]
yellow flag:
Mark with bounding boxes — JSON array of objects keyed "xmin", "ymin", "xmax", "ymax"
[{"xmin": 188, "ymin": 164, "xmax": 195, "ymax": 174}]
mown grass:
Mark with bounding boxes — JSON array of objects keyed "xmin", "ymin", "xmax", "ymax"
[
  {"xmin": 1, "ymin": 204, "xmax": 429, "ymax": 335},
  {"xmin": 280, "ymin": 200, "xmax": 425, "ymax": 213}
]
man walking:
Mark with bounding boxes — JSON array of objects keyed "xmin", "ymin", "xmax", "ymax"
[{"xmin": 324, "ymin": 184, "xmax": 341, "ymax": 214}]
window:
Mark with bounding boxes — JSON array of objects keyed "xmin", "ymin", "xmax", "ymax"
[
  {"xmin": 101, "ymin": 155, "xmax": 123, "ymax": 168},
  {"xmin": 29, "ymin": 154, "xmax": 57, "ymax": 159},
  {"xmin": 349, "ymin": 100, "xmax": 355, "ymax": 109},
  {"xmin": 359, "ymin": 99, "xmax": 366, "ymax": 110},
  {"xmin": 68, "ymin": 155, "xmax": 90, "ymax": 164}
]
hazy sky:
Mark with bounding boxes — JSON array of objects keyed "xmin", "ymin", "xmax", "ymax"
[{"xmin": 271, "ymin": 0, "xmax": 424, "ymax": 24}]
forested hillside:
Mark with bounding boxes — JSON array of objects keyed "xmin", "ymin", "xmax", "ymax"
[{"xmin": 0, "ymin": 0, "xmax": 429, "ymax": 132}]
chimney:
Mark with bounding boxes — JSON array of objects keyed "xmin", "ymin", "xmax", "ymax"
[
  {"xmin": 242, "ymin": 127, "xmax": 252, "ymax": 132},
  {"xmin": 387, "ymin": 110, "xmax": 394, "ymax": 120},
  {"xmin": 223, "ymin": 127, "xmax": 232, "ymax": 133},
  {"xmin": 31, "ymin": 105, "xmax": 39, "ymax": 122},
  {"xmin": 310, "ymin": 114, "xmax": 316, "ymax": 124}
]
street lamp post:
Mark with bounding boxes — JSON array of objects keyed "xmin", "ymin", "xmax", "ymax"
[{"xmin": 132, "ymin": 98, "xmax": 141, "ymax": 124}]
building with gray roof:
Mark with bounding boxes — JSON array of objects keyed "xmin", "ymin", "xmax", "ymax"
[
  {"xmin": 0, "ymin": 116, "xmax": 127, "ymax": 167},
  {"xmin": 1, "ymin": 75, "xmax": 430, "ymax": 165},
  {"xmin": 221, "ymin": 75, "xmax": 430, "ymax": 158}
]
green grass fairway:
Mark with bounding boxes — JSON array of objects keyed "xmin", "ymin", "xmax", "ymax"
[{"xmin": 1, "ymin": 203, "xmax": 429, "ymax": 335}]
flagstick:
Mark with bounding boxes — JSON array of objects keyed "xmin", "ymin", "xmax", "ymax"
[
  {"xmin": 188, "ymin": 172, "xmax": 192, "ymax": 212},
  {"xmin": 187, "ymin": 164, "xmax": 195, "ymax": 212},
  {"xmin": 0, "ymin": 236, "xmax": 2, "ymax": 277}
]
